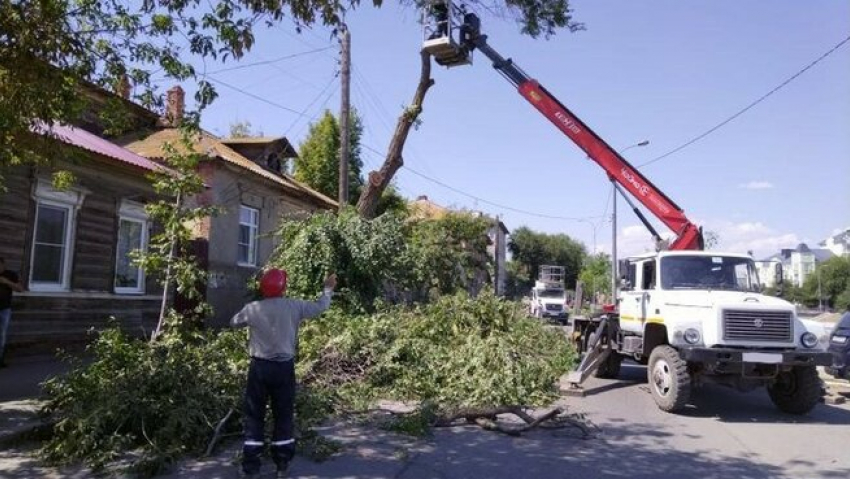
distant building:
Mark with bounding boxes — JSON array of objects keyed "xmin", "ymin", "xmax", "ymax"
[
  {"xmin": 757, "ymin": 243, "xmax": 834, "ymax": 288},
  {"xmin": 820, "ymin": 228, "xmax": 850, "ymax": 257}
]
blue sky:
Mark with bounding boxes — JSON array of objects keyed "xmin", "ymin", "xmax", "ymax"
[{"xmin": 186, "ymin": 0, "xmax": 850, "ymax": 258}]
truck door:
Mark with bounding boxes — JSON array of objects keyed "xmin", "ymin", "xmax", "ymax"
[
  {"xmin": 618, "ymin": 260, "xmax": 643, "ymax": 334},
  {"xmin": 639, "ymin": 260, "xmax": 658, "ymax": 325}
]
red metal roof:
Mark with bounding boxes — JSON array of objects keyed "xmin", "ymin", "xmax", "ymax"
[{"xmin": 36, "ymin": 123, "xmax": 169, "ymax": 173}]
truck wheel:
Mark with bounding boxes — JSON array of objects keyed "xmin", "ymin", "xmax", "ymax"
[
  {"xmin": 767, "ymin": 366, "xmax": 822, "ymax": 415},
  {"xmin": 648, "ymin": 345, "xmax": 691, "ymax": 412},
  {"xmin": 594, "ymin": 353, "xmax": 622, "ymax": 379}
]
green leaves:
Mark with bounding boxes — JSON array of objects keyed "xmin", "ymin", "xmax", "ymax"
[
  {"xmin": 40, "ymin": 327, "xmax": 250, "ymax": 475},
  {"xmin": 299, "ymin": 290, "xmax": 577, "ymax": 413},
  {"xmin": 294, "ymin": 110, "xmax": 365, "ymax": 204}
]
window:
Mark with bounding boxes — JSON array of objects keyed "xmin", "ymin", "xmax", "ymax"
[
  {"xmin": 641, "ymin": 261, "xmax": 656, "ymax": 290},
  {"xmin": 115, "ymin": 201, "xmax": 148, "ymax": 294},
  {"xmin": 29, "ymin": 180, "xmax": 85, "ymax": 291},
  {"xmin": 238, "ymin": 205, "xmax": 259, "ymax": 266}
]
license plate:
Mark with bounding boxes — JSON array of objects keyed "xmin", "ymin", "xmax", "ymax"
[
  {"xmin": 832, "ymin": 335, "xmax": 848, "ymax": 344},
  {"xmin": 742, "ymin": 352, "xmax": 783, "ymax": 364}
]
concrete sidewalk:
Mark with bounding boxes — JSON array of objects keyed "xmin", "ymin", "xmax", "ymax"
[{"xmin": 0, "ymin": 355, "xmax": 74, "ymax": 446}]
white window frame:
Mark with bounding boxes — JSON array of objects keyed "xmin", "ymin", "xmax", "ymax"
[
  {"xmin": 29, "ymin": 180, "xmax": 85, "ymax": 292},
  {"xmin": 114, "ymin": 200, "xmax": 149, "ymax": 295},
  {"xmin": 237, "ymin": 205, "xmax": 260, "ymax": 267}
]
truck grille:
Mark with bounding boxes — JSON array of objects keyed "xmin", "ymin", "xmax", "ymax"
[
  {"xmin": 545, "ymin": 303, "xmax": 563, "ymax": 311},
  {"xmin": 722, "ymin": 310, "xmax": 792, "ymax": 342}
]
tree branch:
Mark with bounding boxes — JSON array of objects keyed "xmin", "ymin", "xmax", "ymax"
[{"xmin": 356, "ymin": 50, "xmax": 434, "ymax": 218}]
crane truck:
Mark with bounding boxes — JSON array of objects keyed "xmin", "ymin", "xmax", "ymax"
[{"xmin": 422, "ymin": 1, "xmax": 832, "ymax": 414}]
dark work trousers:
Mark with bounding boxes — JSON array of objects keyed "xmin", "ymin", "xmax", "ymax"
[{"xmin": 242, "ymin": 357, "xmax": 296, "ymax": 474}]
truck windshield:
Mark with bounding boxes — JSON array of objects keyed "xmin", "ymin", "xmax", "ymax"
[
  {"xmin": 660, "ymin": 256, "xmax": 761, "ymax": 292},
  {"xmin": 539, "ymin": 289, "xmax": 565, "ymax": 298}
]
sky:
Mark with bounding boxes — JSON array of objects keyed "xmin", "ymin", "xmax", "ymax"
[{"xmin": 180, "ymin": 0, "xmax": 850, "ymax": 259}]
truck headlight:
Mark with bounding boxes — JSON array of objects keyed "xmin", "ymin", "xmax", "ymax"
[
  {"xmin": 800, "ymin": 332, "xmax": 818, "ymax": 349},
  {"xmin": 684, "ymin": 328, "xmax": 701, "ymax": 345}
]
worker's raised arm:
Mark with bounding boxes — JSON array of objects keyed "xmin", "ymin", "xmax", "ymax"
[
  {"xmin": 231, "ymin": 304, "xmax": 251, "ymax": 328},
  {"xmin": 298, "ymin": 273, "xmax": 337, "ymax": 320}
]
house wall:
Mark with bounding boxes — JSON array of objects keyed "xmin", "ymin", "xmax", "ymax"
[
  {"xmin": 0, "ymin": 158, "xmax": 162, "ymax": 356},
  {"xmin": 202, "ymin": 163, "xmax": 326, "ymax": 327}
]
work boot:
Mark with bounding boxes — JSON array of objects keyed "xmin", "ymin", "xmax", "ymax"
[{"xmin": 275, "ymin": 461, "xmax": 290, "ymax": 478}]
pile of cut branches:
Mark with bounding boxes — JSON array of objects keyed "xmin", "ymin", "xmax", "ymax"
[{"xmin": 297, "ymin": 290, "xmax": 580, "ymax": 436}]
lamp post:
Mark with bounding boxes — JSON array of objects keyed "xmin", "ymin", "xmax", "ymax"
[{"xmin": 611, "ymin": 140, "xmax": 650, "ymax": 303}]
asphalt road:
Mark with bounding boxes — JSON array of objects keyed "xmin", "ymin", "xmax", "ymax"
[{"xmin": 547, "ymin": 363, "xmax": 850, "ymax": 479}]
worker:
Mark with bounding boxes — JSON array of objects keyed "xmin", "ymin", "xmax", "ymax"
[
  {"xmin": 429, "ymin": 0, "xmax": 449, "ymax": 39},
  {"xmin": 231, "ymin": 269, "xmax": 337, "ymax": 478}
]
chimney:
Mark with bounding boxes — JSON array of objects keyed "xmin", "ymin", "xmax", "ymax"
[
  {"xmin": 166, "ymin": 85, "xmax": 185, "ymax": 125},
  {"xmin": 116, "ymin": 75, "xmax": 131, "ymax": 100}
]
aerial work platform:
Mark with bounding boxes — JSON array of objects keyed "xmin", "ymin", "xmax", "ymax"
[{"xmin": 421, "ymin": 0, "xmax": 473, "ymax": 68}]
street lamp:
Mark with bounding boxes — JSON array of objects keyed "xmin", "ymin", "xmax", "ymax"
[{"xmin": 611, "ymin": 140, "xmax": 650, "ymax": 302}]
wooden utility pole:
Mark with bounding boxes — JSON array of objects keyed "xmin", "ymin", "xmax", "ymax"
[{"xmin": 338, "ymin": 23, "xmax": 351, "ymax": 209}]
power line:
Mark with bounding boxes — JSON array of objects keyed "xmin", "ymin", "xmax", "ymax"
[
  {"xmin": 284, "ymin": 72, "xmax": 339, "ymax": 135},
  {"xmin": 360, "ymin": 144, "xmax": 600, "ymax": 221},
  {"xmin": 402, "ymin": 163, "xmax": 602, "ymax": 221},
  {"xmin": 639, "ymin": 34, "xmax": 850, "ymax": 168},
  {"xmin": 204, "ymin": 46, "xmax": 335, "ymax": 75},
  {"xmin": 205, "ymin": 76, "xmax": 307, "ymax": 117}
]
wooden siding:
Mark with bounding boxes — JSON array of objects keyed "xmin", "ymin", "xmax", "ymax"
[
  {"xmin": 72, "ymin": 193, "xmax": 118, "ymax": 291},
  {"xmin": 0, "ymin": 166, "xmax": 34, "ymax": 268},
  {"xmin": 7, "ymin": 294, "xmax": 160, "ymax": 355},
  {"xmin": 0, "ymin": 155, "xmax": 166, "ymax": 358}
]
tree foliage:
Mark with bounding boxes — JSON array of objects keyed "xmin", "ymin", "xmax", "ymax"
[
  {"xmin": 294, "ymin": 110, "xmax": 365, "ymax": 204},
  {"xmin": 801, "ymin": 256, "xmax": 850, "ymax": 310},
  {"xmin": 40, "ymin": 328, "xmax": 249, "ymax": 476},
  {"xmin": 508, "ymin": 226, "xmax": 586, "ymax": 291},
  {"xmin": 299, "ymin": 290, "xmax": 576, "ymax": 411},
  {"xmin": 579, "ymin": 252, "xmax": 611, "ymax": 298},
  {"xmin": 269, "ymin": 208, "xmax": 492, "ymax": 311}
]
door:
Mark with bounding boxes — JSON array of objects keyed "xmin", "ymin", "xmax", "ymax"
[{"xmin": 619, "ymin": 260, "xmax": 643, "ymax": 334}]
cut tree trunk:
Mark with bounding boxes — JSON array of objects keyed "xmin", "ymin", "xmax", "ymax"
[{"xmin": 356, "ymin": 51, "xmax": 434, "ymax": 219}]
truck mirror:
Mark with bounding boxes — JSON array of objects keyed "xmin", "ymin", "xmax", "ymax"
[{"xmin": 774, "ymin": 263, "xmax": 784, "ymax": 295}]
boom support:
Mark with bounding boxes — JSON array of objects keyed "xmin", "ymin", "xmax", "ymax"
[{"xmin": 462, "ymin": 17, "xmax": 703, "ymax": 250}]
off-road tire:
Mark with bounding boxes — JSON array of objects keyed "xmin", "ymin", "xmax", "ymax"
[
  {"xmin": 648, "ymin": 345, "xmax": 691, "ymax": 412},
  {"xmin": 594, "ymin": 352, "xmax": 622, "ymax": 379},
  {"xmin": 767, "ymin": 365, "xmax": 822, "ymax": 415}
]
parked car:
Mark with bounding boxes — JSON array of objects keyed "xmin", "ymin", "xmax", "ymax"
[{"xmin": 826, "ymin": 311, "xmax": 850, "ymax": 380}]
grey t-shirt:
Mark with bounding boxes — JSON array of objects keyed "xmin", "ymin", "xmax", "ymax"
[{"xmin": 231, "ymin": 290, "xmax": 332, "ymax": 361}]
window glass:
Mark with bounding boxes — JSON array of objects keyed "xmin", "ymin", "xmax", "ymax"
[
  {"xmin": 31, "ymin": 204, "xmax": 70, "ymax": 285},
  {"xmin": 238, "ymin": 205, "xmax": 259, "ymax": 265},
  {"xmin": 115, "ymin": 218, "xmax": 145, "ymax": 291}
]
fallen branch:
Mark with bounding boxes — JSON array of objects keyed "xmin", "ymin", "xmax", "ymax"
[{"xmin": 205, "ymin": 408, "xmax": 235, "ymax": 457}]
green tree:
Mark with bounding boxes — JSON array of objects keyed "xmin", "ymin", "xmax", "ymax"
[
  {"xmin": 579, "ymin": 253, "xmax": 611, "ymax": 299},
  {"xmin": 508, "ymin": 226, "xmax": 586, "ymax": 291},
  {"xmin": 294, "ymin": 110, "xmax": 364, "ymax": 204},
  {"xmin": 228, "ymin": 120, "xmax": 262, "ymax": 138},
  {"xmin": 802, "ymin": 256, "xmax": 850, "ymax": 309}
]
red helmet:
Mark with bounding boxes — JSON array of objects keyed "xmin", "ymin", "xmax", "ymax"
[{"xmin": 259, "ymin": 269, "xmax": 287, "ymax": 298}]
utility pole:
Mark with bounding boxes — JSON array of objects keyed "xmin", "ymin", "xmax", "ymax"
[
  {"xmin": 338, "ymin": 23, "xmax": 351, "ymax": 209},
  {"xmin": 611, "ymin": 180, "xmax": 617, "ymax": 302}
]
